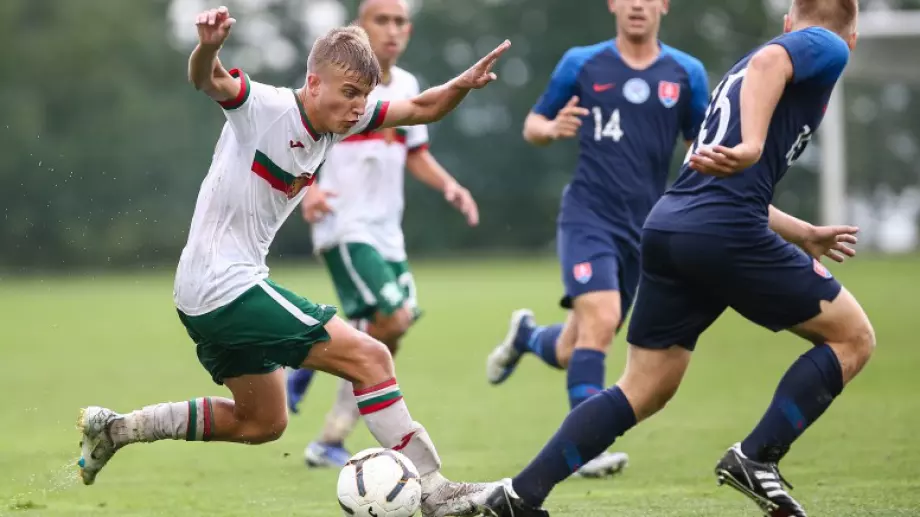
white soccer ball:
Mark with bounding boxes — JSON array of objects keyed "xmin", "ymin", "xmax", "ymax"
[{"xmin": 337, "ymin": 447, "xmax": 422, "ymax": 517}]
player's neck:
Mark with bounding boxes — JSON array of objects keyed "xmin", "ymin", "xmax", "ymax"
[
  {"xmin": 297, "ymin": 89, "xmax": 331, "ymax": 134},
  {"xmin": 614, "ymin": 36, "xmax": 661, "ymax": 70},
  {"xmin": 378, "ymin": 61, "xmax": 395, "ymax": 85}
]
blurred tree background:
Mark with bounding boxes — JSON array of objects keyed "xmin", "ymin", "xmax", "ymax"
[{"xmin": 1, "ymin": 0, "xmax": 918, "ymax": 271}]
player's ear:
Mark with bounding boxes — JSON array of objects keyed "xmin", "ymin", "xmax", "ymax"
[
  {"xmin": 661, "ymin": 0, "xmax": 670, "ymax": 15},
  {"xmin": 848, "ymin": 31, "xmax": 859, "ymax": 51},
  {"xmin": 782, "ymin": 13, "xmax": 792, "ymax": 33},
  {"xmin": 307, "ymin": 72, "xmax": 322, "ymax": 96},
  {"xmin": 607, "ymin": 0, "xmax": 615, "ymax": 15}
]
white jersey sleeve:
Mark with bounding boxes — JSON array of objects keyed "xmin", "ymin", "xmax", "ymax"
[
  {"xmin": 218, "ymin": 68, "xmax": 292, "ymax": 144},
  {"xmin": 340, "ymin": 99, "xmax": 390, "ymax": 140},
  {"xmin": 404, "ymin": 75, "xmax": 429, "ymax": 151}
]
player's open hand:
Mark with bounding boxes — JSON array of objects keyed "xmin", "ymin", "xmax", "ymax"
[
  {"xmin": 196, "ymin": 6, "xmax": 236, "ymax": 48},
  {"xmin": 802, "ymin": 225, "xmax": 859, "ymax": 263},
  {"xmin": 690, "ymin": 143, "xmax": 762, "ymax": 177},
  {"xmin": 301, "ymin": 188, "xmax": 337, "ymax": 224},
  {"xmin": 550, "ymin": 96, "xmax": 589, "ymax": 140},
  {"xmin": 454, "ymin": 40, "xmax": 511, "ymax": 90},
  {"xmin": 444, "ymin": 182, "xmax": 479, "ymax": 227}
]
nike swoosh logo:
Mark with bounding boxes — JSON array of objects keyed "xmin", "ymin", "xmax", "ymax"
[{"xmin": 593, "ymin": 83, "xmax": 615, "ymax": 92}]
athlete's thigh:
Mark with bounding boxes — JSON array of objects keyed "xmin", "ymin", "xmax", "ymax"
[
  {"xmin": 626, "ymin": 230, "xmax": 728, "ymax": 352},
  {"xmin": 302, "ymin": 316, "xmax": 393, "ymax": 380},
  {"xmin": 724, "ymin": 232, "xmax": 843, "ymax": 333},
  {"xmin": 557, "ymin": 222, "xmax": 622, "ymax": 310},
  {"xmin": 323, "ymin": 242, "xmax": 404, "ymax": 321},
  {"xmin": 178, "ymin": 279, "xmax": 337, "ymax": 385}
]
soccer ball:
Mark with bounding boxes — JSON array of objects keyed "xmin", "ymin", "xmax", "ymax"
[{"xmin": 337, "ymin": 448, "xmax": 422, "ymax": 517}]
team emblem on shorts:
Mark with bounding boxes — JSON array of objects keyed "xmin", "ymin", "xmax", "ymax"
[
  {"xmin": 813, "ymin": 259, "xmax": 833, "ymax": 279},
  {"xmin": 623, "ymin": 78, "xmax": 650, "ymax": 104},
  {"xmin": 573, "ymin": 262, "xmax": 593, "ymax": 284},
  {"xmin": 658, "ymin": 81, "xmax": 681, "ymax": 108}
]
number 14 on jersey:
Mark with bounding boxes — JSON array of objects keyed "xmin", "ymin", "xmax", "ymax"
[{"xmin": 592, "ymin": 107, "xmax": 624, "ymax": 142}]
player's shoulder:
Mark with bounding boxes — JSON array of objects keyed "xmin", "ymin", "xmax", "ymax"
[
  {"xmin": 659, "ymin": 44, "xmax": 707, "ymax": 76},
  {"xmin": 560, "ymin": 40, "xmax": 615, "ymax": 68},
  {"xmin": 772, "ymin": 26, "xmax": 848, "ymax": 51},
  {"xmin": 766, "ymin": 27, "xmax": 850, "ymax": 85}
]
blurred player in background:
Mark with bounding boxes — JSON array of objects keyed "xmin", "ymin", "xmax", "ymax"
[
  {"xmin": 77, "ymin": 6, "xmax": 510, "ymax": 516},
  {"xmin": 485, "ymin": 0, "xmax": 708, "ymax": 478},
  {"xmin": 286, "ymin": 0, "xmax": 480, "ymax": 469},
  {"xmin": 482, "ymin": 1, "xmax": 866, "ymax": 516}
]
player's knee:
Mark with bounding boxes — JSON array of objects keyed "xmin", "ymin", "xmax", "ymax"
[
  {"xmin": 842, "ymin": 318, "xmax": 876, "ymax": 367},
  {"xmin": 618, "ymin": 377, "xmax": 679, "ymax": 422},
  {"xmin": 350, "ymin": 335, "xmax": 395, "ymax": 385},
  {"xmin": 375, "ymin": 307, "xmax": 413, "ymax": 344},
  {"xmin": 574, "ymin": 309, "xmax": 621, "ymax": 352},
  {"xmin": 237, "ymin": 408, "xmax": 288, "ymax": 444}
]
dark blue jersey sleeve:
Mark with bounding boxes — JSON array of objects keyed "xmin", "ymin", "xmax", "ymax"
[
  {"xmin": 532, "ymin": 49, "xmax": 583, "ymax": 119},
  {"xmin": 775, "ymin": 27, "xmax": 850, "ymax": 86},
  {"xmin": 673, "ymin": 53, "xmax": 710, "ymax": 142}
]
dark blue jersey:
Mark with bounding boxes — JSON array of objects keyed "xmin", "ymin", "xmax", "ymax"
[
  {"xmin": 534, "ymin": 40, "xmax": 709, "ymax": 248},
  {"xmin": 645, "ymin": 27, "xmax": 850, "ymax": 236}
]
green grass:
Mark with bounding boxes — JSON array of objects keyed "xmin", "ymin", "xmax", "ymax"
[{"xmin": 1, "ymin": 255, "xmax": 919, "ymax": 516}]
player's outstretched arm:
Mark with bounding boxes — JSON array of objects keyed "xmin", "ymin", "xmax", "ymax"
[
  {"xmin": 379, "ymin": 40, "xmax": 510, "ymax": 128},
  {"xmin": 691, "ymin": 45, "xmax": 793, "ymax": 176},
  {"xmin": 188, "ymin": 6, "xmax": 241, "ymax": 103}
]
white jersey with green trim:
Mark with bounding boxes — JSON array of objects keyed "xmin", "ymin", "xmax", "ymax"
[
  {"xmin": 310, "ymin": 66, "xmax": 428, "ymax": 262},
  {"xmin": 174, "ymin": 69, "xmax": 390, "ymax": 316}
]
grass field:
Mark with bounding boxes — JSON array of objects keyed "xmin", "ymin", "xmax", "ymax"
[{"xmin": 2, "ymin": 255, "xmax": 919, "ymax": 516}]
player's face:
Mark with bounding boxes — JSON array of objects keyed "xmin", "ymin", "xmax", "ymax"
[
  {"xmin": 609, "ymin": 0, "xmax": 669, "ymax": 41},
  {"xmin": 360, "ymin": 0, "xmax": 411, "ymax": 66},
  {"xmin": 309, "ymin": 67, "xmax": 375, "ymax": 134}
]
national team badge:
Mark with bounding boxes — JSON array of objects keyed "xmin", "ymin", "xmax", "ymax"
[
  {"xmin": 573, "ymin": 262, "xmax": 593, "ymax": 284},
  {"xmin": 658, "ymin": 81, "xmax": 681, "ymax": 108},
  {"xmin": 813, "ymin": 259, "xmax": 833, "ymax": 279},
  {"xmin": 623, "ymin": 78, "xmax": 650, "ymax": 104}
]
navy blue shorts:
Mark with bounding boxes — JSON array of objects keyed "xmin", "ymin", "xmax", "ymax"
[
  {"xmin": 626, "ymin": 229, "xmax": 842, "ymax": 351},
  {"xmin": 557, "ymin": 223, "xmax": 640, "ymax": 314}
]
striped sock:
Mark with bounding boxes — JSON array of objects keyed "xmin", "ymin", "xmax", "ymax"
[
  {"xmin": 111, "ymin": 397, "xmax": 214, "ymax": 446},
  {"xmin": 185, "ymin": 397, "xmax": 215, "ymax": 441},
  {"xmin": 354, "ymin": 378, "xmax": 442, "ymax": 476},
  {"xmin": 355, "ymin": 379, "xmax": 403, "ymax": 415}
]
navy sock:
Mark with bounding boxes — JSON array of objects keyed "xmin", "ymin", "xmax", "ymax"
[
  {"xmin": 566, "ymin": 349, "xmax": 606, "ymax": 409},
  {"xmin": 288, "ymin": 368, "xmax": 316, "ymax": 398},
  {"xmin": 740, "ymin": 344, "xmax": 844, "ymax": 462},
  {"xmin": 513, "ymin": 323, "xmax": 564, "ymax": 370},
  {"xmin": 512, "ymin": 386, "xmax": 637, "ymax": 507}
]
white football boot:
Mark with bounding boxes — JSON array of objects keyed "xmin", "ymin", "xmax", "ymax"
[
  {"xmin": 572, "ymin": 451, "xmax": 629, "ymax": 479},
  {"xmin": 486, "ymin": 309, "xmax": 534, "ymax": 385},
  {"xmin": 420, "ymin": 472, "xmax": 503, "ymax": 517},
  {"xmin": 77, "ymin": 406, "xmax": 121, "ymax": 485}
]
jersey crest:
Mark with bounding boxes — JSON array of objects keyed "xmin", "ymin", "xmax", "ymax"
[
  {"xmin": 813, "ymin": 259, "xmax": 833, "ymax": 279},
  {"xmin": 658, "ymin": 81, "xmax": 681, "ymax": 108},
  {"xmin": 573, "ymin": 262, "xmax": 593, "ymax": 284},
  {"xmin": 623, "ymin": 78, "xmax": 651, "ymax": 104}
]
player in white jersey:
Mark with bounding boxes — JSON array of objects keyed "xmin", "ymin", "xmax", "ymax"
[
  {"xmin": 75, "ymin": 7, "xmax": 509, "ymax": 516},
  {"xmin": 286, "ymin": 0, "xmax": 480, "ymax": 469}
]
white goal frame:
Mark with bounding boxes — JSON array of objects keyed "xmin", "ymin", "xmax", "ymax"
[{"xmin": 819, "ymin": 9, "xmax": 920, "ymax": 225}]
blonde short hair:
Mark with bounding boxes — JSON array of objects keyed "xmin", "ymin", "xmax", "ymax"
[
  {"xmin": 307, "ymin": 25, "xmax": 382, "ymax": 87},
  {"xmin": 792, "ymin": 0, "xmax": 859, "ymax": 34}
]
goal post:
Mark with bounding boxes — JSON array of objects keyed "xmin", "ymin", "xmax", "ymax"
[{"xmin": 818, "ymin": 8, "xmax": 920, "ymax": 227}]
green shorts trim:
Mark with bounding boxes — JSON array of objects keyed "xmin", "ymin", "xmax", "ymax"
[
  {"xmin": 322, "ymin": 242, "xmax": 420, "ymax": 321},
  {"xmin": 177, "ymin": 279, "xmax": 337, "ymax": 385}
]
